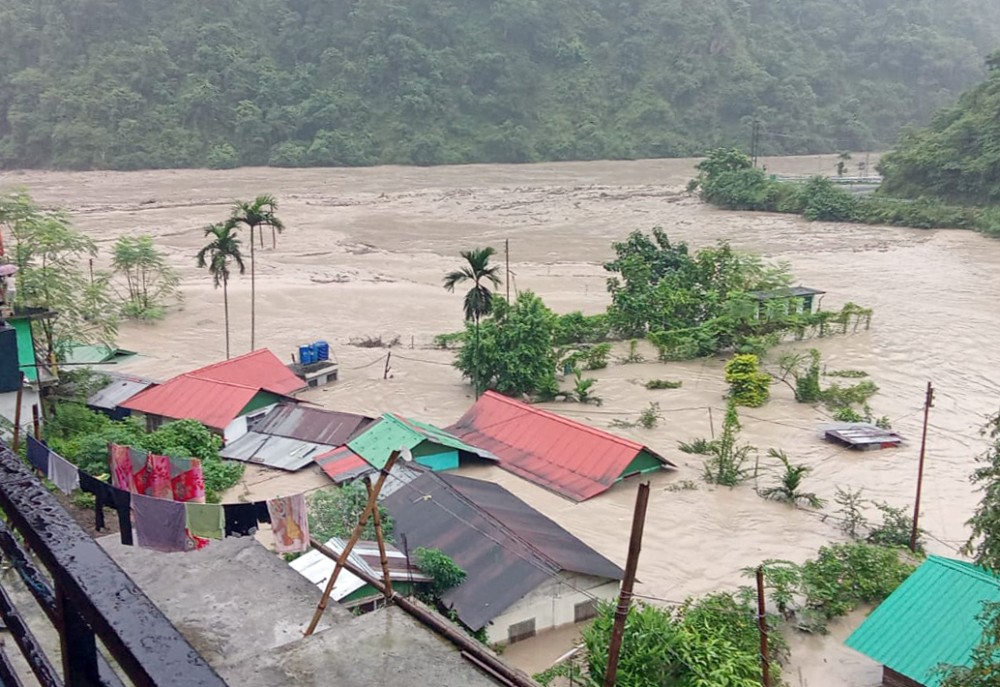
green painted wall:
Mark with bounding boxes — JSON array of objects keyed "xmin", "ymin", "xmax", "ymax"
[
  {"xmin": 412, "ymin": 442, "xmax": 460, "ymax": 471},
  {"xmin": 239, "ymin": 391, "xmax": 282, "ymax": 416},
  {"xmin": 617, "ymin": 450, "xmax": 663, "ymax": 480},
  {"xmin": 9, "ymin": 318, "xmax": 37, "ymax": 382}
]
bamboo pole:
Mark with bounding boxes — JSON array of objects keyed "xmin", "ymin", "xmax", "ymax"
[
  {"xmin": 756, "ymin": 565, "xmax": 771, "ymax": 687},
  {"xmin": 366, "ymin": 477, "xmax": 394, "ymax": 600},
  {"xmin": 304, "ymin": 452, "xmax": 399, "ymax": 636},
  {"xmin": 603, "ymin": 482, "xmax": 651, "ymax": 687},
  {"xmin": 11, "ymin": 372, "xmax": 24, "ymax": 453}
]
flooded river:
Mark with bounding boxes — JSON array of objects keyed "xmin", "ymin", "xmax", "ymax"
[{"xmin": 4, "ymin": 154, "xmax": 997, "ymax": 685}]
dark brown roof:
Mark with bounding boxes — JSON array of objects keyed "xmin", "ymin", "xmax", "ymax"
[
  {"xmin": 442, "ymin": 473, "xmax": 624, "ymax": 581},
  {"xmin": 251, "ymin": 404, "xmax": 375, "ymax": 445},
  {"xmin": 383, "ymin": 471, "xmax": 622, "ymax": 632}
]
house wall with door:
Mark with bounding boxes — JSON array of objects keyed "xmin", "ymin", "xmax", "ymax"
[{"xmin": 483, "ymin": 572, "xmax": 619, "ymax": 645}]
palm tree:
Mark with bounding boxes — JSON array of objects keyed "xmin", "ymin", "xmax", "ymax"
[
  {"xmin": 228, "ymin": 195, "xmax": 284, "ymax": 350},
  {"xmin": 758, "ymin": 449, "xmax": 825, "ymax": 509},
  {"xmin": 444, "ymin": 247, "xmax": 502, "ymax": 397},
  {"xmin": 196, "ymin": 222, "xmax": 246, "ymax": 359}
]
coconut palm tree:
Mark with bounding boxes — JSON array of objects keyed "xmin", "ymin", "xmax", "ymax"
[
  {"xmin": 443, "ymin": 247, "xmax": 502, "ymax": 397},
  {"xmin": 228, "ymin": 194, "xmax": 284, "ymax": 350},
  {"xmin": 196, "ymin": 222, "xmax": 246, "ymax": 359}
]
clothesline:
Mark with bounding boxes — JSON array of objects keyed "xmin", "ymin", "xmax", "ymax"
[{"xmin": 25, "ymin": 436, "xmax": 311, "ymax": 556}]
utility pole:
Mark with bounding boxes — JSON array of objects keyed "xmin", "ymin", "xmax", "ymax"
[
  {"xmin": 756, "ymin": 565, "xmax": 771, "ymax": 687},
  {"xmin": 505, "ymin": 239, "xmax": 511, "ymax": 304},
  {"xmin": 750, "ymin": 119, "xmax": 760, "ymax": 168},
  {"xmin": 910, "ymin": 381, "xmax": 935, "ymax": 553},
  {"xmin": 603, "ymin": 482, "xmax": 651, "ymax": 687}
]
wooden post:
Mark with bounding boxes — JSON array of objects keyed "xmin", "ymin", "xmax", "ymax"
[
  {"xmin": 603, "ymin": 482, "xmax": 651, "ymax": 687},
  {"xmin": 383, "ymin": 351, "xmax": 392, "ymax": 380},
  {"xmin": 12, "ymin": 372, "xmax": 24, "ymax": 453},
  {"xmin": 756, "ymin": 565, "xmax": 771, "ymax": 687},
  {"xmin": 910, "ymin": 382, "xmax": 935, "ymax": 553},
  {"xmin": 31, "ymin": 404, "xmax": 40, "ymax": 440},
  {"xmin": 366, "ymin": 478, "xmax": 394, "ymax": 600},
  {"xmin": 304, "ymin": 452, "xmax": 399, "ymax": 636},
  {"xmin": 708, "ymin": 407, "xmax": 715, "ymax": 441}
]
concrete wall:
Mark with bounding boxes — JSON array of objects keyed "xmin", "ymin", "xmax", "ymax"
[
  {"xmin": 0, "ymin": 386, "xmax": 40, "ymax": 440},
  {"xmin": 224, "ymin": 403, "xmax": 277, "ymax": 443},
  {"xmin": 484, "ymin": 572, "xmax": 620, "ymax": 645}
]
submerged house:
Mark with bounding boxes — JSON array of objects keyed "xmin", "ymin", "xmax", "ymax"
[
  {"xmin": 315, "ymin": 412, "xmax": 497, "ymax": 479},
  {"xmin": 383, "ymin": 471, "xmax": 624, "ymax": 645},
  {"xmin": 747, "ymin": 285, "xmax": 825, "ymax": 317},
  {"xmin": 291, "ymin": 537, "xmax": 432, "ymax": 612},
  {"xmin": 220, "ymin": 404, "xmax": 374, "ymax": 471},
  {"xmin": 447, "ymin": 391, "xmax": 674, "ymax": 501},
  {"xmin": 846, "ymin": 556, "xmax": 1000, "ymax": 687},
  {"xmin": 86, "ymin": 373, "xmax": 155, "ymax": 421},
  {"xmin": 120, "ymin": 349, "xmax": 306, "ymax": 442}
]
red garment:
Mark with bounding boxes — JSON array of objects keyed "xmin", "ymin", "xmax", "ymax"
[
  {"xmin": 145, "ymin": 454, "xmax": 173, "ymax": 500},
  {"xmin": 171, "ymin": 458, "xmax": 206, "ymax": 504},
  {"xmin": 109, "ymin": 444, "xmax": 135, "ymax": 491}
]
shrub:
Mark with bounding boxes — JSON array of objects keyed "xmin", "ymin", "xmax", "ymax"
[
  {"xmin": 645, "ymin": 379, "xmax": 682, "ymax": 390},
  {"xmin": 553, "ymin": 312, "xmax": 611, "ymax": 345},
  {"xmin": 800, "ymin": 542, "xmax": 916, "ymax": 621},
  {"xmin": 309, "ymin": 482, "xmax": 394, "ymax": 543},
  {"xmin": 415, "ymin": 547, "xmax": 466, "ymax": 597},
  {"xmin": 724, "ymin": 354, "xmax": 771, "ymax": 407},
  {"xmin": 800, "ymin": 176, "xmax": 860, "ymax": 222},
  {"xmin": 703, "ymin": 401, "xmax": 755, "ymax": 486}
]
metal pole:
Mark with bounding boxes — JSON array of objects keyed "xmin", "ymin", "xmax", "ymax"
[
  {"xmin": 756, "ymin": 565, "xmax": 771, "ymax": 687},
  {"xmin": 383, "ymin": 351, "xmax": 392, "ymax": 380},
  {"xmin": 910, "ymin": 382, "xmax": 934, "ymax": 553},
  {"xmin": 603, "ymin": 482, "xmax": 651, "ymax": 687},
  {"xmin": 505, "ymin": 239, "xmax": 511, "ymax": 304}
]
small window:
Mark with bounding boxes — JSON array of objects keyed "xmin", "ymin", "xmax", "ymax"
[
  {"xmin": 574, "ymin": 599, "xmax": 598, "ymax": 623},
  {"xmin": 507, "ymin": 618, "xmax": 536, "ymax": 644}
]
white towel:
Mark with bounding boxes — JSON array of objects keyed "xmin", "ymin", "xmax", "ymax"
[{"xmin": 47, "ymin": 451, "xmax": 80, "ymax": 494}]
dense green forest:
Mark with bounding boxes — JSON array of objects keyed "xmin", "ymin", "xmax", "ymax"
[
  {"xmin": 879, "ymin": 53, "xmax": 1000, "ymax": 205},
  {"xmin": 1, "ymin": 0, "xmax": 999, "ymax": 170}
]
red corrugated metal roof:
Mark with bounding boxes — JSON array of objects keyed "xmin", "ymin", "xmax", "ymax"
[
  {"xmin": 121, "ymin": 375, "xmax": 261, "ymax": 431},
  {"xmin": 447, "ymin": 391, "xmax": 673, "ymax": 501},
  {"xmin": 187, "ymin": 349, "xmax": 305, "ymax": 395},
  {"xmin": 313, "ymin": 445, "xmax": 374, "ymax": 484}
]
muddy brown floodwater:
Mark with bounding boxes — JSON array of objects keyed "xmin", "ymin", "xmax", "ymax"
[{"xmin": 4, "ymin": 154, "xmax": 998, "ymax": 685}]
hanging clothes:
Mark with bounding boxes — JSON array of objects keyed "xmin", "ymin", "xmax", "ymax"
[
  {"xmin": 253, "ymin": 500, "xmax": 272, "ymax": 525},
  {"xmin": 222, "ymin": 503, "xmax": 259, "ymax": 538},
  {"xmin": 131, "ymin": 493, "xmax": 187, "ymax": 553},
  {"xmin": 169, "ymin": 457, "xmax": 205, "ymax": 503},
  {"xmin": 110, "ymin": 488, "xmax": 133, "ymax": 546},
  {"xmin": 26, "ymin": 436, "xmax": 49, "ymax": 475},
  {"xmin": 79, "ymin": 472, "xmax": 113, "ymax": 531},
  {"xmin": 185, "ymin": 502, "xmax": 224, "ymax": 540},
  {"xmin": 267, "ymin": 494, "xmax": 309, "ymax": 553},
  {"xmin": 109, "ymin": 444, "xmax": 144, "ymax": 492},
  {"xmin": 47, "ymin": 451, "xmax": 79, "ymax": 495},
  {"xmin": 144, "ymin": 454, "xmax": 173, "ymax": 500}
]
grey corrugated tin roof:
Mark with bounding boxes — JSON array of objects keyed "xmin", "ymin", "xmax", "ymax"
[
  {"xmin": 87, "ymin": 375, "xmax": 156, "ymax": 411},
  {"xmin": 383, "ymin": 471, "xmax": 622, "ymax": 632},
  {"xmin": 220, "ymin": 432, "xmax": 334, "ymax": 470},
  {"xmin": 251, "ymin": 404, "xmax": 375, "ymax": 445},
  {"xmin": 823, "ymin": 422, "xmax": 903, "ymax": 448},
  {"xmin": 748, "ymin": 286, "xmax": 825, "ymax": 300},
  {"xmin": 291, "ymin": 537, "xmax": 432, "ymax": 602}
]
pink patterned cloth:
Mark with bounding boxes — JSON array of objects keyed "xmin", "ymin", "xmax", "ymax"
[
  {"xmin": 109, "ymin": 444, "xmax": 135, "ymax": 491},
  {"xmin": 170, "ymin": 457, "xmax": 205, "ymax": 504},
  {"xmin": 145, "ymin": 454, "xmax": 174, "ymax": 500},
  {"xmin": 267, "ymin": 494, "xmax": 310, "ymax": 553}
]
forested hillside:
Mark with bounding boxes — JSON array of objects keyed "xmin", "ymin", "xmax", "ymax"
[
  {"xmin": 1, "ymin": 0, "xmax": 999, "ymax": 170},
  {"xmin": 878, "ymin": 53, "xmax": 1000, "ymax": 205}
]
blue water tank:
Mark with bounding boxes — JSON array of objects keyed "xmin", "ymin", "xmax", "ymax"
[
  {"xmin": 314, "ymin": 340, "xmax": 329, "ymax": 361},
  {"xmin": 298, "ymin": 344, "xmax": 314, "ymax": 365}
]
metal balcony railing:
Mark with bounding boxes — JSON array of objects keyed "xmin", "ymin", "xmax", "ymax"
[{"xmin": 0, "ymin": 441, "xmax": 226, "ymax": 687}]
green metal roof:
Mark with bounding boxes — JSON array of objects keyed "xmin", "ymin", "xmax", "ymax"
[
  {"xmin": 60, "ymin": 343, "xmax": 136, "ymax": 366},
  {"xmin": 845, "ymin": 556, "xmax": 1000, "ymax": 686},
  {"xmin": 346, "ymin": 413, "xmax": 496, "ymax": 469}
]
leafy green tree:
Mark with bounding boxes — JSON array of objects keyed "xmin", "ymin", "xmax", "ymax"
[
  {"xmin": 962, "ymin": 411, "xmax": 1000, "ymax": 572},
  {"xmin": 939, "ymin": 602, "xmax": 1000, "ymax": 687},
  {"xmin": 455, "ymin": 290, "xmax": 558, "ymax": 397},
  {"xmin": 111, "ymin": 234, "xmax": 179, "ymax": 319},
  {"xmin": 414, "ymin": 547, "xmax": 466, "ymax": 597},
  {"xmin": 228, "ymin": 195, "xmax": 284, "ymax": 350},
  {"xmin": 0, "ymin": 191, "xmax": 117, "ymax": 353},
  {"xmin": 308, "ymin": 481, "xmax": 393, "ymax": 543},
  {"xmin": 196, "ymin": 222, "xmax": 246, "ymax": 359}
]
